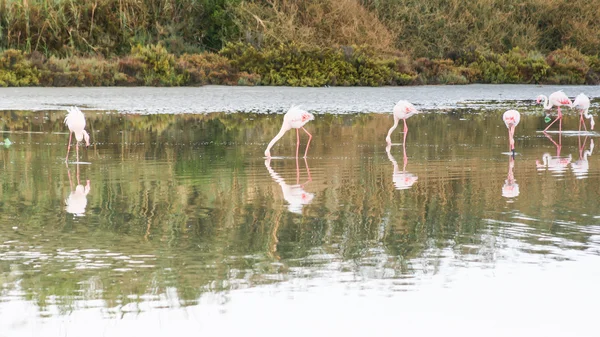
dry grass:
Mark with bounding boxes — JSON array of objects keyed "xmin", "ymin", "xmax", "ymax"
[{"xmin": 233, "ymin": 0, "xmax": 395, "ymax": 52}]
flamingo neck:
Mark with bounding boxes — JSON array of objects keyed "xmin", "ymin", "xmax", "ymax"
[
  {"xmin": 385, "ymin": 118, "xmax": 399, "ymax": 144},
  {"xmin": 265, "ymin": 125, "xmax": 289, "ymax": 156},
  {"xmin": 541, "ymin": 95, "xmax": 552, "ymax": 109}
]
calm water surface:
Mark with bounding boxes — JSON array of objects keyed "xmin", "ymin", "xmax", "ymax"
[{"xmin": 1, "ymin": 85, "xmax": 600, "ymax": 337}]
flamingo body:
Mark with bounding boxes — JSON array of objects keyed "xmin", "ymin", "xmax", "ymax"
[
  {"xmin": 536, "ymin": 91, "xmax": 572, "ymax": 132},
  {"xmin": 502, "ymin": 109, "xmax": 520, "ymax": 154},
  {"xmin": 265, "ymin": 106, "xmax": 314, "ymax": 158},
  {"xmin": 64, "ymin": 106, "xmax": 90, "ymax": 162},
  {"xmin": 571, "ymin": 93, "xmax": 595, "ymax": 131},
  {"xmin": 386, "ymin": 100, "xmax": 420, "ymax": 145}
]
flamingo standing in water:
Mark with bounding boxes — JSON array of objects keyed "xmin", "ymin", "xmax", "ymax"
[
  {"xmin": 536, "ymin": 91, "xmax": 572, "ymax": 132},
  {"xmin": 571, "ymin": 93, "xmax": 595, "ymax": 131},
  {"xmin": 502, "ymin": 109, "xmax": 520, "ymax": 156},
  {"xmin": 64, "ymin": 106, "xmax": 90, "ymax": 162},
  {"xmin": 386, "ymin": 100, "xmax": 421, "ymax": 145},
  {"xmin": 265, "ymin": 106, "xmax": 314, "ymax": 158}
]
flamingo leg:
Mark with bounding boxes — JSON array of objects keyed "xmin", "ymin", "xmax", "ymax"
[
  {"xmin": 76, "ymin": 141, "xmax": 80, "ymax": 163},
  {"xmin": 296, "ymin": 128, "xmax": 300, "ymax": 158},
  {"xmin": 543, "ymin": 107, "xmax": 563, "ymax": 132},
  {"xmin": 302, "ymin": 127, "xmax": 312, "ymax": 159},
  {"xmin": 402, "ymin": 137, "xmax": 408, "ymax": 171},
  {"xmin": 403, "ymin": 119, "xmax": 408, "ymax": 133},
  {"xmin": 66, "ymin": 132, "xmax": 73, "ymax": 162}
]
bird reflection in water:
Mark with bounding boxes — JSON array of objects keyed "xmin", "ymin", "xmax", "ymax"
[
  {"xmin": 572, "ymin": 136, "xmax": 594, "ymax": 179},
  {"xmin": 265, "ymin": 157, "xmax": 314, "ymax": 214},
  {"xmin": 536, "ymin": 131, "xmax": 572, "ymax": 173},
  {"xmin": 65, "ymin": 162, "xmax": 91, "ymax": 216},
  {"xmin": 502, "ymin": 156, "xmax": 519, "ymax": 198},
  {"xmin": 385, "ymin": 143, "xmax": 418, "ymax": 190}
]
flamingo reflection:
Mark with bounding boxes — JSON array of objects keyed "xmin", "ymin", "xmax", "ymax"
[
  {"xmin": 572, "ymin": 136, "xmax": 594, "ymax": 179},
  {"xmin": 502, "ymin": 156, "xmax": 519, "ymax": 198},
  {"xmin": 536, "ymin": 131, "xmax": 571, "ymax": 173},
  {"xmin": 265, "ymin": 157, "xmax": 314, "ymax": 214},
  {"xmin": 66, "ymin": 162, "xmax": 91, "ymax": 216},
  {"xmin": 385, "ymin": 143, "xmax": 418, "ymax": 190}
]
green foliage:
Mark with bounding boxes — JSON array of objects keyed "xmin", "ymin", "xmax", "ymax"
[
  {"xmin": 0, "ymin": 49, "xmax": 40, "ymax": 86},
  {"xmin": 130, "ymin": 44, "xmax": 186, "ymax": 86},
  {"xmin": 221, "ymin": 42, "xmax": 416, "ymax": 87},
  {"xmin": 459, "ymin": 48, "xmax": 549, "ymax": 84},
  {"xmin": 0, "ymin": 0, "xmax": 242, "ymax": 57},
  {"xmin": 545, "ymin": 47, "xmax": 589, "ymax": 84},
  {"xmin": 177, "ymin": 52, "xmax": 240, "ymax": 85}
]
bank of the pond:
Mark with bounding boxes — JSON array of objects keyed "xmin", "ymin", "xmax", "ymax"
[{"xmin": 1, "ymin": 43, "xmax": 599, "ymax": 87}]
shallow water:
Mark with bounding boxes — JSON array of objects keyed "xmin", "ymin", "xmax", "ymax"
[{"xmin": 1, "ymin": 85, "xmax": 600, "ymax": 337}]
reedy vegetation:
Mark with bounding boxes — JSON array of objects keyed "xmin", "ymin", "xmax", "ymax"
[{"xmin": 0, "ymin": 0, "xmax": 599, "ymax": 86}]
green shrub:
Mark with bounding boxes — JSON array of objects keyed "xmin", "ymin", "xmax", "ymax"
[
  {"xmin": 130, "ymin": 44, "xmax": 186, "ymax": 86},
  {"xmin": 0, "ymin": 49, "xmax": 40, "ymax": 86},
  {"xmin": 545, "ymin": 47, "xmax": 589, "ymax": 84}
]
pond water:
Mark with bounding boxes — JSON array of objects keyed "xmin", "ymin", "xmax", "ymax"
[{"xmin": 1, "ymin": 85, "xmax": 600, "ymax": 337}]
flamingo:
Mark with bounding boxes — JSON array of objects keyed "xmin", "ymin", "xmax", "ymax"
[
  {"xmin": 536, "ymin": 90, "xmax": 572, "ymax": 132},
  {"xmin": 264, "ymin": 157, "xmax": 314, "ymax": 214},
  {"xmin": 386, "ymin": 144, "xmax": 418, "ymax": 190},
  {"xmin": 502, "ymin": 109, "xmax": 520, "ymax": 156},
  {"xmin": 265, "ymin": 106, "xmax": 314, "ymax": 158},
  {"xmin": 64, "ymin": 106, "xmax": 90, "ymax": 162},
  {"xmin": 571, "ymin": 93, "xmax": 595, "ymax": 131},
  {"xmin": 502, "ymin": 156, "xmax": 520, "ymax": 198},
  {"xmin": 386, "ymin": 100, "xmax": 421, "ymax": 145}
]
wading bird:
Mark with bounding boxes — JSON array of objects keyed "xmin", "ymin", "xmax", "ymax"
[
  {"xmin": 386, "ymin": 100, "xmax": 421, "ymax": 145},
  {"xmin": 502, "ymin": 109, "xmax": 521, "ymax": 156},
  {"xmin": 64, "ymin": 106, "xmax": 90, "ymax": 162},
  {"xmin": 571, "ymin": 93, "xmax": 595, "ymax": 131},
  {"xmin": 536, "ymin": 91, "xmax": 572, "ymax": 132},
  {"xmin": 265, "ymin": 106, "xmax": 314, "ymax": 158}
]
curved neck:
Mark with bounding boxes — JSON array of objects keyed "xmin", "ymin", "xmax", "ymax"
[
  {"xmin": 385, "ymin": 117, "xmax": 399, "ymax": 144},
  {"xmin": 541, "ymin": 95, "xmax": 551, "ymax": 109},
  {"xmin": 265, "ymin": 126, "xmax": 289, "ymax": 156}
]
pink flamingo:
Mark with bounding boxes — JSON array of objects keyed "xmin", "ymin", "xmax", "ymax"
[
  {"xmin": 64, "ymin": 106, "xmax": 90, "ymax": 162},
  {"xmin": 502, "ymin": 109, "xmax": 520, "ymax": 156},
  {"xmin": 571, "ymin": 93, "xmax": 595, "ymax": 131},
  {"xmin": 536, "ymin": 91, "xmax": 572, "ymax": 132},
  {"xmin": 265, "ymin": 106, "xmax": 314, "ymax": 158},
  {"xmin": 386, "ymin": 100, "xmax": 421, "ymax": 145}
]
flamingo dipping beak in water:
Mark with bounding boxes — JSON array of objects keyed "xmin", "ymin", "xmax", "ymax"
[
  {"xmin": 502, "ymin": 109, "xmax": 521, "ymax": 157},
  {"xmin": 386, "ymin": 100, "xmax": 420, "ymax": 146},
  {"xmin": 64, "ymin": 106, "xmax": 90, "ymax": 162},
  {"xmin": 265, "ymin": 106, "xmax": 314, "ymax": 158}
]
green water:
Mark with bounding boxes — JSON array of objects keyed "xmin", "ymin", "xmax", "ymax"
[{"xmin": 0, "ymin": 107, "xmax": 599, "ymax": 336}]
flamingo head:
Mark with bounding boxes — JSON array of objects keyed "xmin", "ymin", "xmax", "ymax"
[
  {"xmin": 301, "ymin": 112, "xmax": 315, "ymax": 123},
  {"xmin": 83, "ymin": 130, "xmax": 90, "ymax": 147},
  {"xmin": 535, "ymin": 95, "xmax": 544, "ymax": 104}
]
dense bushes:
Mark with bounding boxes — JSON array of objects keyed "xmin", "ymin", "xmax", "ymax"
[{"xmin": 1, "ymin": 44, "xmax": 600, "ymax": 87}]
